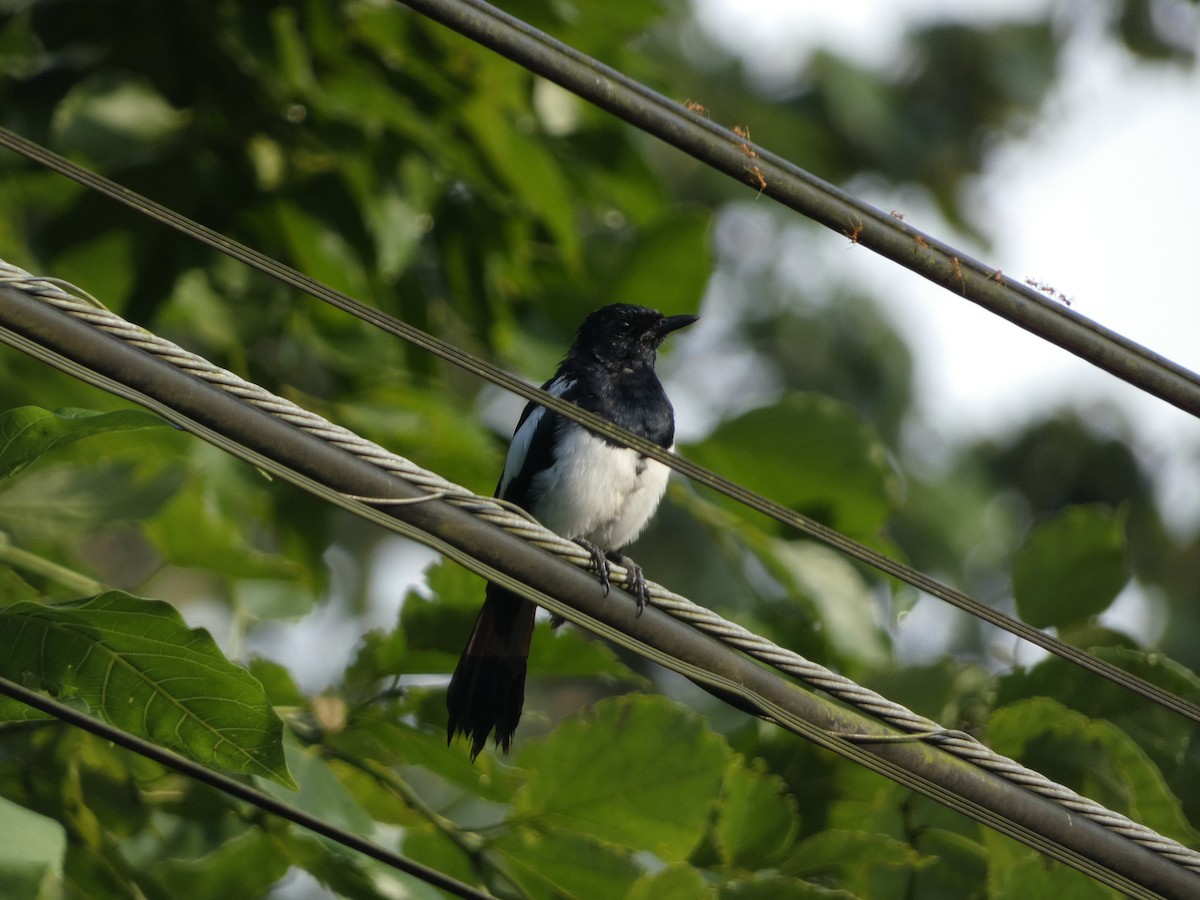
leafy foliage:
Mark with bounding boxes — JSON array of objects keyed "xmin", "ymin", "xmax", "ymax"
[
  {"xmin": 0, "ymin": 591, "xmax": 294, "ymax": 786},
  {"xmin": 1, "ymin": 1, "xmax": 1198, "ymax": 898}
]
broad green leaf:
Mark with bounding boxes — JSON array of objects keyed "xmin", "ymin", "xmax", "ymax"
[
  {"xmin": 0, "ymin": 461, "xmax": 182, "ymax": 539},
  {"xmin": 784, "ymin": 830, "xmax": 931, "ymax": 890},
  {"xmin": 996, "ymin": 648, "xmax": 1200, "ymax": 778},
  {"xmin": 144, "ymin": 479, "xmax": 303, "ymax": 581},
  {"xmin": 152, "ymin": 829, "xmax": 290, "ymax": 899},
  {"xmin": 1012, "ymin": 505, "xmax": 1128, "ymax": 628},
  {"xmin": 461, "ymin": 55, "xmax": 581, "ymax": 268},
  {"xmin": 983, "ymin": 829, "xmax": 1117, "ymax": 900},
  {"xmin": 0, "ymin": 794, "xmax": 66, "ymax": 898},
  {"xmin": 269, "ymin": 829, "xmax": 394, "ymax": 900},
  {"xmin": 50, "ymin": 230, "xmax": 137, "ymax": 311},
  {"xmin": 627, "ymin": 864, "xmax": 716, "ymax": 900},
  {"xmin": 330, "ymin": 708, "xmax": 522, "ymax": 803},
  {"xmin": 720, "ymin": 874, "xmax": 855, "ymax": 899},
  {"xmin": 0, "ymin": 695, "xmax": 52, "ymax": 722},
  {"xmin": 608, "ymin": 208, "xmax": 712, "ymax": 316},
  {"xmin": 527, "ymin": 622, "xmax": 641, "ymax": 680},
  {"xmin": 259, "ymin": 736, "xmax": 372, "ymax": 832},
  {"xmin": 0, "ymin": 561, "xmax": 41, "ymax": 607},
  {"xmin": 50, "ymin": 71, "xmax": 190, "ymax": 166},
  {"xmin": 0, "ymin": 406, "xmax": 166, "ymax": 481},
  {"xmin": 715, "ymin": 757, "xmax": 800, "ymax": 869},
  {"xmin": 274, "ymin": 199, "xmax": 371, "ymax": 298},
  {"xmin": 773, "ymin": 540, "xmax": 890, "ymax": 668},
  {"xmin": 515, "ymin": 695, "xmax": 729, "ymax": 860},
  {"xmin": 988, "ymin": 697, "xmax": 1199, "ymax": 845},
  {"xmin": 0, "ymin": 591, "xmax": 294, "ymax": 787},
  {"xmin": 686, "ymin": 393, "xmax": 900, "ymax": 539},
  {"xmin": 491, "ymin": 828, "xmax": 640, "ymax": 900},
  {"xmin": 401, "ymin": 827, "xmax": 478, "ymax": 894}
]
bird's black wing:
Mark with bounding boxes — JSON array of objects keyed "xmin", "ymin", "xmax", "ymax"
[{"xmin": 495, "ymin": 374, "xmax": 578, "ymax": 510}]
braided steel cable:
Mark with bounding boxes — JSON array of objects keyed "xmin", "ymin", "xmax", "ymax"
[{"xmin": 2, "ymin": 261, "xmax": 1198, "ymax": 884}]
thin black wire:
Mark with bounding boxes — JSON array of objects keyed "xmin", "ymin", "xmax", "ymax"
[
  {"xmin": 0, "ymin": 125, "xmax": 1197, "ymax": 731},
  {"xmin": 0, "ymin": 676, "xmax": 491, "ymax": 900}
]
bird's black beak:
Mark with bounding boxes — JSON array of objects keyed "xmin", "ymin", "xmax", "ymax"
[{"xmin": 654, "ymin": 314, "xmax": 699, "ymax": 338}]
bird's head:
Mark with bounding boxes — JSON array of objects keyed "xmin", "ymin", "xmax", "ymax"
[{"xmin": 570, "ymin": 303, "xmax": 698, "ymax": 370}]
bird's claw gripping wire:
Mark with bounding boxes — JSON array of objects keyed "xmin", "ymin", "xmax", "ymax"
[
  {"xmin": 608, "ymin": 551, "xmax": 650, "ymax": 615},
  {"xmin": 574, "ymin": 538, "xmax": 650, "ymax": 616}
]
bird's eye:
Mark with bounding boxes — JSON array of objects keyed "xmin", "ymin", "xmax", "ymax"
[{"xmin": 616, "ymin": 319, "xmax": 632, "ymax": 334}]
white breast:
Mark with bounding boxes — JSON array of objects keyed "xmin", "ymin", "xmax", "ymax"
[{"xmin": 531, "ymin": 426, "xmax": 671, "ymax": 550}]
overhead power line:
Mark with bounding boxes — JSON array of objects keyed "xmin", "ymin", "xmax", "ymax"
[
  {"xmin": 1, "ymin": 267, "xmax": 1199, "ymax": 898},
  {"xmin": 395, "ymin": 0, "xmax": 1200, "ymax": 419},
  {"xmin": 0, "ymin": 126, "xmax": 1195, "ymax": 730}
]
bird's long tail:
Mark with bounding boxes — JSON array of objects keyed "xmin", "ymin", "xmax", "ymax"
[{"xmin": 446, "ymin": 584, "xmax": 537, "ymax": 759}]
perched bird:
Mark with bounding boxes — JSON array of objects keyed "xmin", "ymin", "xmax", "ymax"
[{"xmin": 447, "ymin": 303, "xmax": 697, "ymax": 759}]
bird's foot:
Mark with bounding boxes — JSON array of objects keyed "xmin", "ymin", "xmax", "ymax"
[
  {"xmin": 574, "ymin": 538, "xmax": 612, "ymax": 595},
  {"xmin": 606, "ymin": 551, "xmax": 650, "ymax": 616}
]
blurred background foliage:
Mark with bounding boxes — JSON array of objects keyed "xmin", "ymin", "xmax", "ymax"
[{"xmin": 1, "ymin": 0, "xmax": 1198, "ymax": 897}]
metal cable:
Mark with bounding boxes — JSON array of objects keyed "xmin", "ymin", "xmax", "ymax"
[
  {"xmin": 0, "ymin": 130, "xmax": 1196, "ymax": 731},
  {"xmin": 3, "ymin": 262, "xmax": 1197, "ymax": 885}
]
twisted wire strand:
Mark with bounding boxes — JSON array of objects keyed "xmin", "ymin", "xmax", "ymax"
[{"xmin": 3, "ymin": 260, "xmax": 1197, "ymax": 874}]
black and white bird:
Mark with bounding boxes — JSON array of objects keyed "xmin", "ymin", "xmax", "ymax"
[{"xmin": 447, "ymin": 303, "xmax": 697, "ymax": 759}]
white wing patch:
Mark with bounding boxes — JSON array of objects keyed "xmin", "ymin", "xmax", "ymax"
[{"xmin": 498, "ymin": 376, "xmax": 574, "ymax": 497}]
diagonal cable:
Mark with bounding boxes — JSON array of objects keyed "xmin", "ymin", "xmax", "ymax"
[
  {"xmin": 1, "ymin": 264, "xmax": 1198, "ymax": 899},
  {"xmin": 0, "ymin": 133, "xmax": 1197, "ymax": 731}
]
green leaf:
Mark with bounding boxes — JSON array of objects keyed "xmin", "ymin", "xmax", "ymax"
[
  {"xmin": 608, "ymin": 208, "xmax": 712, "ymax": 316},
  {"xmin": 715, "ymin": 757, "xmax": 800, "ymax": 869},
  {"xmin": 332, "ymin": 706, "xmax": 523, "ymax": 803},
  {"xmin": 491, "ymin": 828, "xmax": 641, "ymax": 900},
  {"xmin": 1011, "ymin": 505, "xmax": 1129, "ymax": 628},
  {"xmin": 0, "ymin": 406, "xmax": 166, "ymax": 481},
  {"xmin": 274, "ymin": 200, "xmax": 370, "ymax": 298},
  {"xmin": 259, "ymin": 737, "xmax": 372, "ymax": 833},
  {"xmin": 0, "ymin": 794, "xmax": 66, "ymax": 899},
  {"xmin": 0, "ymin": 461, "xmax": 183, "ymax": 539},
  {"xmin": 784, "ymin": 830, "xmax": 931, "ymax": 890},
  {"xmin": 686, "ymin": 393, "xmax": 900, "ymax": 539},
  {"xmin": 50, "ymin": 230, "xmax": 137, "ymax": 312},
  {"xmin": 401, "ymin": 827, "xmax": 479, "ymax": 894},
  {"xmin": 269, "ymin": 829, "xmax": 394, "ymax": 900},
  {"xmin": 527, "ymin": 622, "xmax": 641, "ymax": 680},
  {"xmin": 996, "ymin": 647, "xmax": 1200, "ymax": 778},
  {"xmin": 152, "ymin": 829, "xmax": 290, "ymax": 899},
  {"xmin": 461, "ymin": 54, "xmax": 581, "ymax": 268},
  {"xmin": 0, "ymin": 591, "xmax": 294, "ymax": 787},
  {"xmin": 988, "ymin": 697, "xmax": 1199, "ymax": 846},
  {"xmin": 627, "ymin": 864, "xmax": 716, "ymax": 900},
  {"xmin": 773, "ymin": 540, "xmax": 891, "ymax": 668},
  {"xmin": 514, "ymin": 695, "xmax": 729, "ymax": 860},
  {"xmin": 145, "ymin": 479, "xmax": 303, "ymax": 582},
  {"xmin": 983, "ymin": 830, "xmax": 1118, "ymax": 900},
  {"xmin": 720, "ymin": 873, "xmax": 856, "ymax": 899},
  {"xmin": 50, "ymin": 71, "xmax": 191, "ymax": 167}
]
